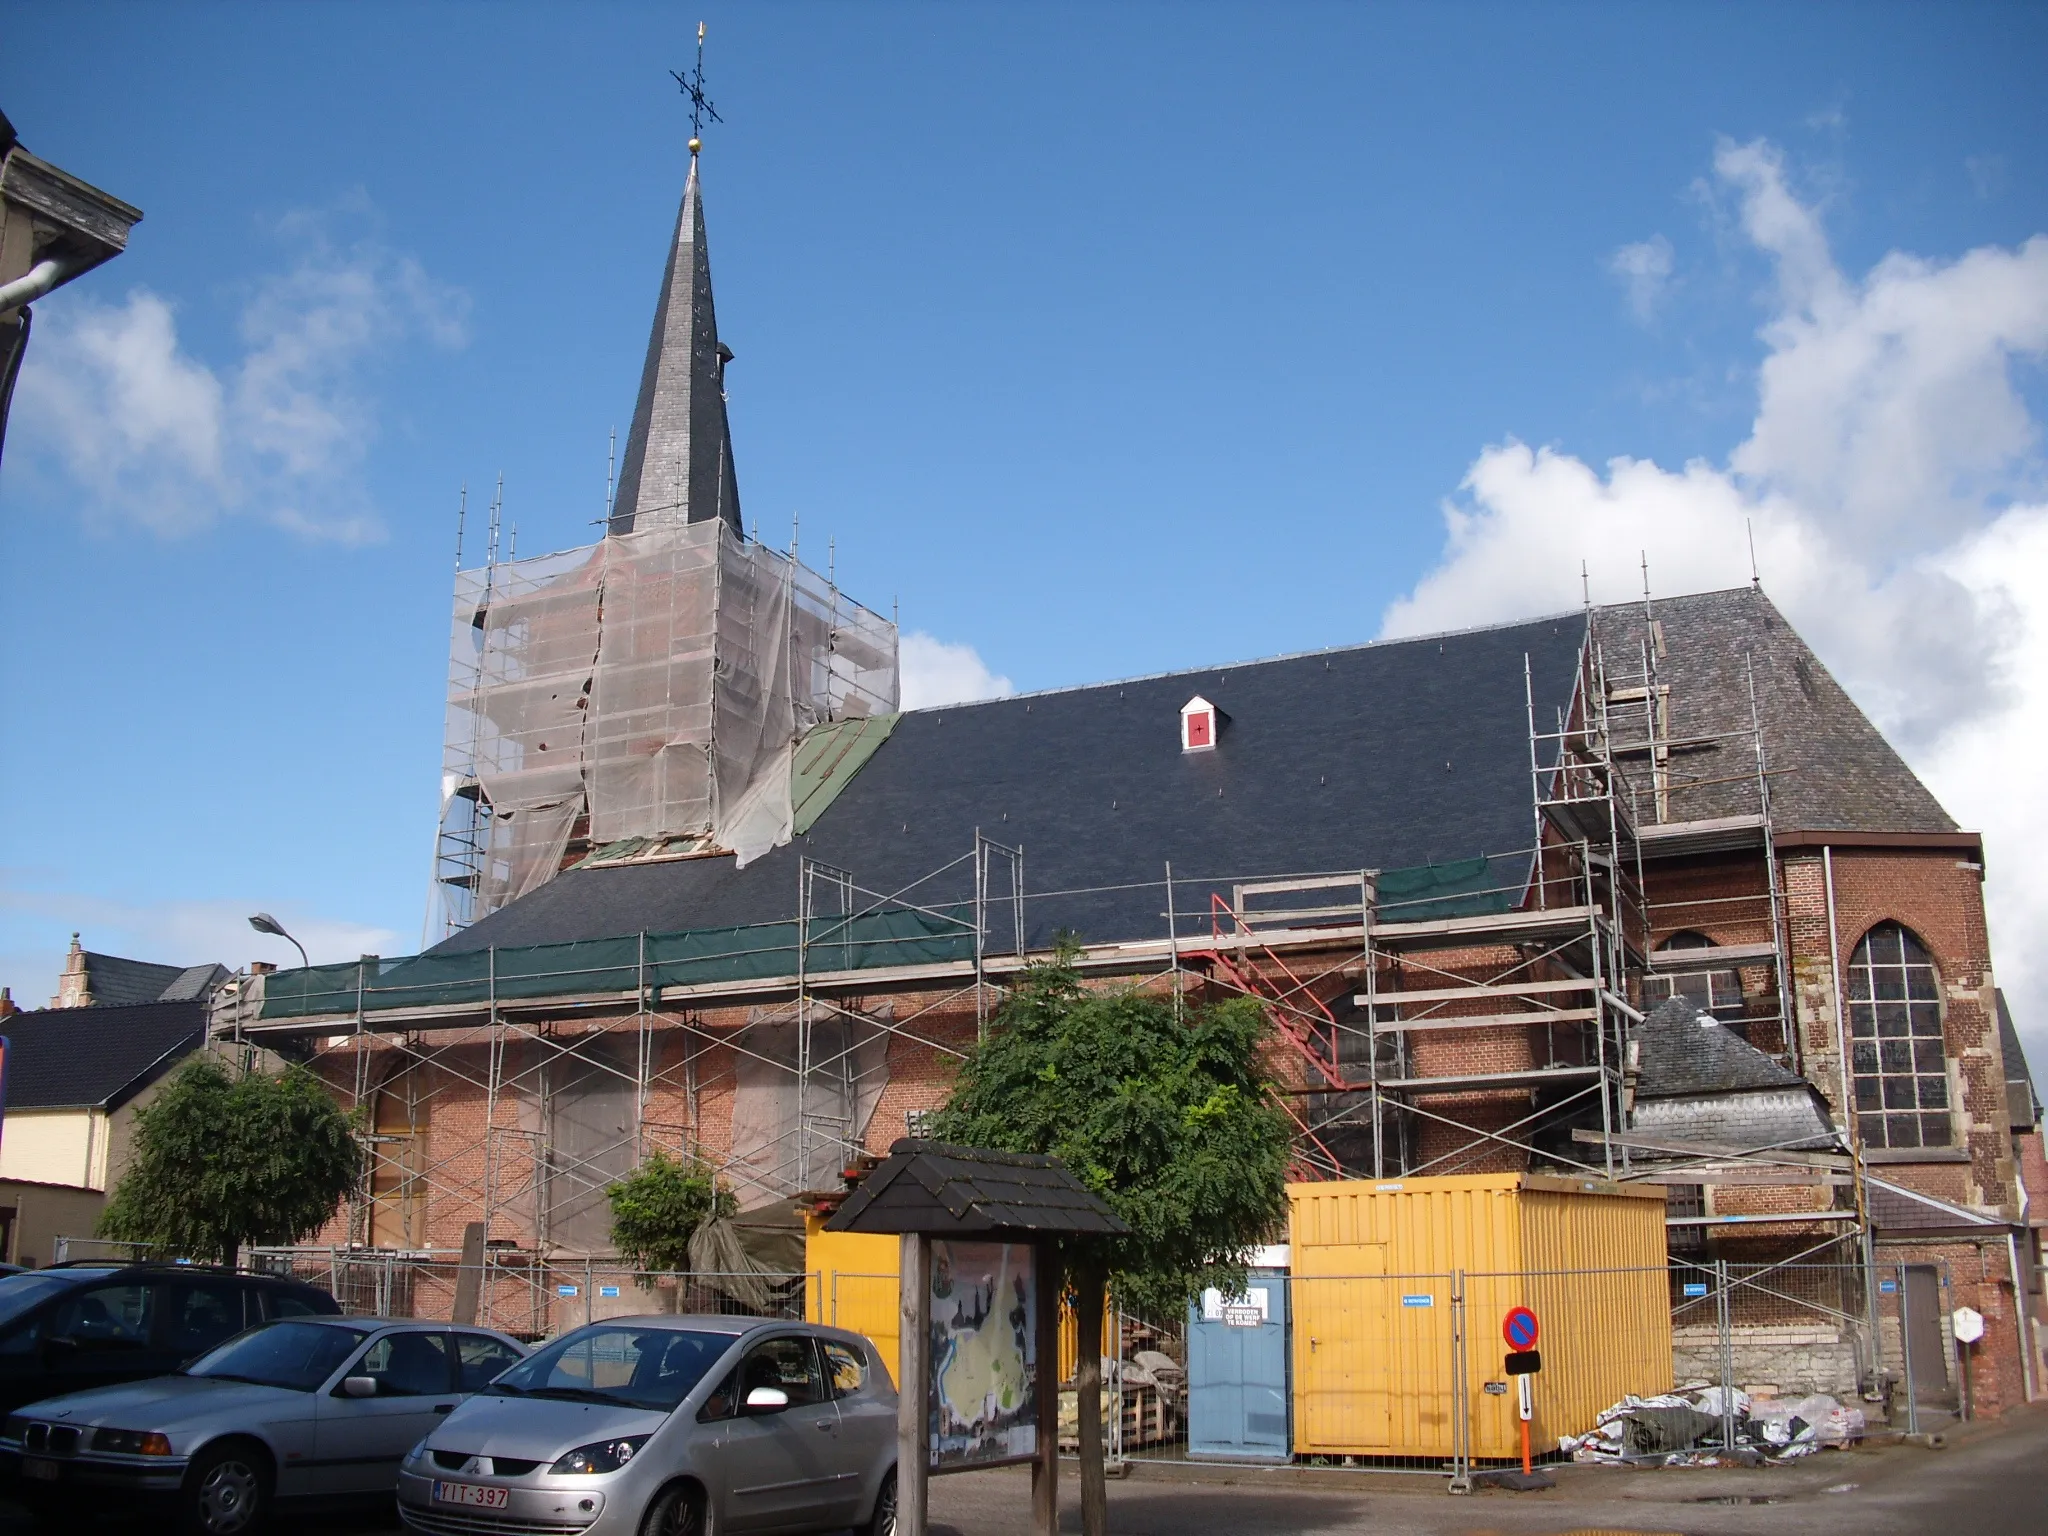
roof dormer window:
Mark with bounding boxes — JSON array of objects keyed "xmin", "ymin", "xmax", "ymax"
[{"xmin": 1181, "ymin": 695, "xmax": 1218, "ymax": 753}]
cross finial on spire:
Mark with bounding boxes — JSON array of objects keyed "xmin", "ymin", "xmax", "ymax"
[{"xmin": 671, "ymin": 21, "xmax": 721, "ymax": 157}]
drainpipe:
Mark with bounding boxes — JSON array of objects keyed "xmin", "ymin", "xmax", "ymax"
[
  {"xmin": 0, "ymin": 254, "xmax": 80, "ymax": 313},
  {"xmin": 1823, "ymin": 847, "xmax": 1854, "ymax": 1131},
  {"xmin": 2010, "ymin": 1232, "xmax": 2037, "ymax": 1402},
  {"xmin": 1825, "ymin": 845, "xmax": 1881, "ymax": 1382}
]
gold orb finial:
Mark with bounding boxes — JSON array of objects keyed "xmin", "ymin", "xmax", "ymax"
[{"xmin": 688, "ymin": 137, "xmax": 702, "ymax": 155}]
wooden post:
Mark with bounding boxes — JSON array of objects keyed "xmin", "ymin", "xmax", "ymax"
[
  {"xmin": 1074, "ymin": 1254, "xmax": 1108, "ymax": 1536},
  {"xmin": 898, "ymin": 1232, "xmax": 930, "ymax": 1536},
  {"xmin": 451, "ymin": 1221, "xmax": 486, "ymax": 1325},
  {"xmin": 1032, "ymin": 1242, "xmax": 1061, "ymax": 1536}
]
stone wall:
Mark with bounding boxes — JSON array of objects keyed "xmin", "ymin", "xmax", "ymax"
[{"xmin": 1671, "ymin": 1322, "xmax": 1862, "ymax": 1399}]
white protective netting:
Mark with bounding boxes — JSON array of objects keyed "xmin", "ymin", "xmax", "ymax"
[
  {"xmin": 585, "ymin": 525, "xmax": 722, "ymax": 844},
  {"xmin": 434, "ymin": 520, "xmax": 898, "ymax": 924}
]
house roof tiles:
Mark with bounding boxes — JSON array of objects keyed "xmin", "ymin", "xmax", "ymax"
[{"xmin": 2, "ymin": 999, "xmax": 207, "ymax": 1111}]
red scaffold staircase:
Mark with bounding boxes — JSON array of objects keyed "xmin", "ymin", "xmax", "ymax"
[{"xmin": 1183, "ymin": 893, "xmax": 1361, "ymax": 1181}]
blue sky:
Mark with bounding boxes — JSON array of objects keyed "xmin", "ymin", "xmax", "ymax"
[{"xmin": 4, "ymin": 3, "xmax": 2047, "ymax": 1044}]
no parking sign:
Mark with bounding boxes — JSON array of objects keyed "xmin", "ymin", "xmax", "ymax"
[{"xmin": 1503, "ymin": 1306, "xmax": 1539, "ymax": 1350}]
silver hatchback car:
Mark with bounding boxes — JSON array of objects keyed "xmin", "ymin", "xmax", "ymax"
[
  {"xmin": 1, "ymin": 1315, "xmax": 527, "ymax": 1533},
  {"xmin": 397, "ymin": 1315, "xmax": 897, "ymax": 1536}
]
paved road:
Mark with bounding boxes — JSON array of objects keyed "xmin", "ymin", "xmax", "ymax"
[
  {"xmin": 925, "ymin": 1407, "xmax": 2048, "ymax": 1536},
  {"xmin": 4, "ymin": 1407, "xmax": 2044, "ymax": 1535}
]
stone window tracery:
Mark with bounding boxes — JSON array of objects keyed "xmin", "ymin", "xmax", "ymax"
[{"xmin": 1846, "ymin": 922, "xmax": 1951, "ymax": 1150}]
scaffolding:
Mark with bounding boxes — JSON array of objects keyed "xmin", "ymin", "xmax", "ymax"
[
  {"xmin": 238, "ymin": 598, "xmax": 1873, "ymax": 1322},
  {"xmin": 428, "ymin": 509, "xmax": 897, "ymax": 939}
]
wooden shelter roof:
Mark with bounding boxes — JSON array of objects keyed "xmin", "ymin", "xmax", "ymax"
[{"xmin": 822, "ymin": 1140, "xmax": 1129, "ymax": 1238}]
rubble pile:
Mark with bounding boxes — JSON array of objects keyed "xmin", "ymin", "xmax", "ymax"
[{"xmin": 1559, "ymin": 1386, "xmax": 1866, "ymax": 1465}]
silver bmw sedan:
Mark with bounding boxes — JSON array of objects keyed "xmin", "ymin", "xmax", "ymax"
[
  {"xmin": 396, "ymin": 1315, "xmax": 898, "ymax": 1536},
  {"xmin": 0, "ymin": 1314, "xmax": 527, "ymax": 1533}
]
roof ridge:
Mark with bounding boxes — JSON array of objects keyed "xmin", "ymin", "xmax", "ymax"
[{"xmin": 912, "ymin": 606, "xmax": 1591, "ymax": 715}]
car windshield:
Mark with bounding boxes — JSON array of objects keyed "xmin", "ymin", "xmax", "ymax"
[
  {"xmin": 0, "ymin": 1271, "xmax": 105, "ymax": 1328},
  {"xmin": 487, "ymin": 1326, "xmax": 733, "ymax": 1412},
  {"xmin": 185, "ymin": 1321, "xmax": 369, "ymax": 1392}
]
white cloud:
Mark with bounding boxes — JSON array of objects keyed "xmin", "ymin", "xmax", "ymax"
[
  {"xmin": 0, "ymin": 880, "xmax": 401, "ymax": 1009},
  {"xmin": 1607, "ymin": 235, "xmax": 1675, "ymax": 324},
  {"xmin": 13, "ymin": 207, "xmax": 467, "ymax": 543},
  {"xmin": 899, "ymin": 631, "xmax": 1015, "ymax": 710},
  {"xmin": 1384, "ymin": 135, "xmax": 2048, "ymax": 1064}
]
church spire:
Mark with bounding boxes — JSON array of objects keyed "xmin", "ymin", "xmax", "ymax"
[{"xmin": 609, "ymin": 152, "xmax": 741, "ymax": 537}]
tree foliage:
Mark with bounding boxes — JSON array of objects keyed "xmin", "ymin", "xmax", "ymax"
[
  {"xmin": 928, "ymin": 944, "xmax": 1292, "ymax": 1317},
  {"xmin": 928, "ymin": 944, "xmax": 1292, "ymax": 1536},
  {"xmin": 98, "ymin": 1054, "xmax": 362, "ymax": 1262},
  {"xmin": 606, "ymin": 1150, "xmax": 735, "ymax": 1274}
]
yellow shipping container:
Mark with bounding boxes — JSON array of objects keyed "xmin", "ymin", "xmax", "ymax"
[
  {"xmin": 805, "ymin": 1210, "xmax": 902, "ymax": 1385},
  {"xmin": 1289, "ymin": 1173, "xmax": 1670, "ymax": 1461}
]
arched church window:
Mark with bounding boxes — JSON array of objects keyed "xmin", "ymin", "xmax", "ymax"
[
  {"xmin": 1846, "ymin": 922, "xmax": 1951, "ymax": 1150},
  {"xmin": 1645, "ymin": 931, "xmax": 1742, "ymax": 1017}
]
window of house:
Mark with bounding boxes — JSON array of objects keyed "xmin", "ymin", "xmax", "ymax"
[
  {"xmin": 1847, "ymin": 923, "xmax": 1951, "ymax": 1150},
  {"xmin": 1645, "ymin": 932, "xmax": 1742, "ymax": 1017}
]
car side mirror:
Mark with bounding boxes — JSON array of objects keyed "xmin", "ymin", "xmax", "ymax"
[
  {"xmin": 340, "ymin": 1376, "xmax": 379, "ymax": 1398},
  {"xmin": 743, "ymin": 1386, "xmax": 790, "ymax": 1414}
]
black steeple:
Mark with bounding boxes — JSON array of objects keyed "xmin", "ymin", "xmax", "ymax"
[{"xmin": 609, "ymin": 154, "xmax": 741, "ymax": 537}]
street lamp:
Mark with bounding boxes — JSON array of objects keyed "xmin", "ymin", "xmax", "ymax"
[{"xmin": 248, "ymin": 912, "xmax": 310, "ymax": 971}]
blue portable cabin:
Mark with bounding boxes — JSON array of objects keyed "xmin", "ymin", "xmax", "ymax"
[{"xmin": 1185, "ymin": 1257, "xmax": 1290, "ymax": 1461}]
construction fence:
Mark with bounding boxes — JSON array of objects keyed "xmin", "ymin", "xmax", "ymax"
[{"xmin": 1015, "ymin": 1258, "xmax": 1958, "ymax": 1485}]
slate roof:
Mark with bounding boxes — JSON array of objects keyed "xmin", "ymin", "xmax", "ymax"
[
  {"xmin": 1996, "ymin": 990, "xmax": 2039, "ymax": 1132},
  {"xmin": 608, "ymin": 155, "xmax": 741, "ymax": 537},
  {"xmin": 1634, "ymin": 997, "xmax": 1811, "ymax": 1098},
  {"xmin": 438, "ymin": 612, "xmax": 1588, "ymax": 954},
  {"xmin": 2, "ymin": 999, "xmax": 208, "ymax": 1110},
  {"xmin": 1866, "ymin": 1173, "xmax": 2007, "ymax": 1235},
  {"xmin": 70, "ymin": 954, "xmax": 226, "ymax": 1008},
  {"xmin": 1591, "ymin": 586, "xmax": 1956, "ymax": 834},
  {"xmin": 824, "ymin": 1141, "xmax": 1129, "ymax": 1237}
]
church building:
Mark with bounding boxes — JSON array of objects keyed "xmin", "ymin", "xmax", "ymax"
[{"xmin": 224, "ymin": 135, "xmax": 2047, "ymax": 1419}]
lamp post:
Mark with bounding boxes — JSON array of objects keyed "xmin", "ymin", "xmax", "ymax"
[{"xmin": 247, "ymin": 912, "xmax": 310, "ymax": 971}]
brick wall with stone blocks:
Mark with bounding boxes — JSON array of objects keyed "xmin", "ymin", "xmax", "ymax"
[{"xmin": 1782, "ymin": 847, "xmax": 2017, "ymax": 1218}]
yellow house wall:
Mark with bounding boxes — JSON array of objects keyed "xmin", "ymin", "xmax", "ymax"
[
  {"xmin": 0, "ymin": 1181, "xmax": 108, "ymax": 1268},
  {"xmin": 0, "ymin": 1109, "xmax": 105, "ymax": 1191}
]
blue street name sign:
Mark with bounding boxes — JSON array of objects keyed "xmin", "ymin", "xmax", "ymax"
[
  {"xmin": 557, "ymin": 1284, "xmax": 579, "ymax": 1297},
  {"xmin": 1682, "ymin": 1282, "xmax": 1709, "ymax": 1298},
  {"xmin": 600, "ymin": 1285, "xmax": 621, "ymax": 1298},
  {"xmin": 1402, "ymin": 1294, "xmax": 1434, "ymax": 1308}
]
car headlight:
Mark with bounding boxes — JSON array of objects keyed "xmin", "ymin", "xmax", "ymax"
[
  {"xmin": 405, "ymin": 1437, "xmax": 431, "ymax": 1464},
  {"xmin": 549, "ymin": 1436, "xmax": 649, "ymax": 1475},
  {"xmin": 91, "ymin": 1428, "xmax": 175, "ymax": 1456}
]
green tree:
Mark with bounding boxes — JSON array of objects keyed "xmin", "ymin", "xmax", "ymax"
[
  {"xmin": 928, "ymin": 944, "xmax": 1291, "ymax": 1536},
  {"xmin": 98, "ymin": 1054, "xmax": 362, "ymax": 1262},
  {"xmin": 606, "ymin": 1150, "xmax": 735, "ymax": 1275}
]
